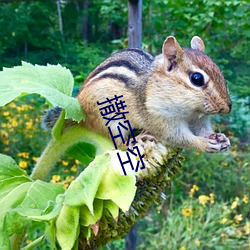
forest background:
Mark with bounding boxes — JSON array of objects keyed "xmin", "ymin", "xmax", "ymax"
[{"xmin": 0, "ymin": 0, "xmax": 249, "ymax": 249}]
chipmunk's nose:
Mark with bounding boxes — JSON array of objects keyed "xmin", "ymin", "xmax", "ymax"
[{"xmin": 219, "ymin": 101, "xmax": 232, "ymax": 114}]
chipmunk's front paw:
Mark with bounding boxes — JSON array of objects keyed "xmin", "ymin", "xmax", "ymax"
[
  {"xmin": 127, "ymin": 132, "xmax": 156, "ymax": 150},
  {"xmin": 206, "ymin": 133, "xmax": 230, "ymax": 152}
]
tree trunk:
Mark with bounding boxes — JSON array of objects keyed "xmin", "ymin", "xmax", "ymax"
[
  {"xmin": 56, "ymin": 0, "xmax": 63, "ymax": 36},
  {"xmin": 82, "ymin": 0, "xmax": 90, "ymax": 41},
  {"xmin": 128, "ymin": 0, "xmax": 142, "ymax": 48},
  {"xmin": 125, "ymin": 223, "xmax": 137, "ymax": 250}
]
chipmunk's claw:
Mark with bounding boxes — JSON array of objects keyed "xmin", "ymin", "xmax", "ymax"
[
  {"xmin": 127, "ymin": 132, "xmax": 156, "ymax": 150},
  {"xmin": 207, "ymin": 133, "xmax": 230, "ymax": 152}
]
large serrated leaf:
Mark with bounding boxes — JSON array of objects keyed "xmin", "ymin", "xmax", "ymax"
[
  {"xmin": 0, "ymin": 62, "xmax": 84, "ymax": 121},
  {"xmin": 0, "ymin": 182, "xmax": 32, "ymax": 217},
  {"xmin": 56, "ymin": 205, "xmax": 80, "ymax": 250},
  {"xmin": 20, "ymin": 181, "xmax": 64, "ymax": 213},
  {"xmin": 79, "ymin": 199, "xmax": 103, "ymax": 227},
  {"xmin": 0, "ymin": 154, "xmax": 65, "ymax": 247},
  {"xmin": 96, "ymin": 164, "xmax": 136, "ymax": 212},
  {"xmin": 64, "ymin": 153, "xmax": 110, "ymax": 213},
  {"xmin": 0, "ymin": 154, "xmax": 30, "ymax": 181},
  {"xmin": 0, "ymin": 176, "xmax": 31, "ymax": 201}
]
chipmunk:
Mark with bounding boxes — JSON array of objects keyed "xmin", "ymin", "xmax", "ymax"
[{"xmin": 44, "ymin": 36, "xmax": 232, "ymax": 153}]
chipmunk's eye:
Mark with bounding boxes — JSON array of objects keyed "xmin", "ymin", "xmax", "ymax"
[{"xmin": 190, "ymin": 72, "xmax": 204, "ymax": 87}]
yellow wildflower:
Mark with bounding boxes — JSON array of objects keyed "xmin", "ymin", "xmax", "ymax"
[
  {"xmin": 234, "ymin": 214, "xmax": 243, "ymax": 224},
  {"xmin": 198, "ymin": 195, "xmax": 210, "ymax": 206},
  {"xmin": 209, "ymin": 193, "xmax": 215, "ymax": 204},
  {"xmin": 3, "ymin": 111, "xmax": 9, "ymax": 116},
  {"xmin": 195, "ymin": 150, "xmax": 200, "ymax": 155},
  {"xmin": 62, "ymin": 160, "xmax": 69, "ymax": 166},
  {"xmin": 243, "ymin": 195, "xmax": 248, "ymax": 204},
  {"xmin": 63, "ymin": 182, "xmax": 69, "ymax": 189},
  {"xmin": 18, "ymin": 152, "xmax": 30, "ymax": 159},
  {"xmin": 75, "ymin": 159, "xmax": 81, "ymax": 165},
  {"xmin": 220, "ymin": 217, "xmax": 228, "ymax": 224},
  {"xmin": 3, "ymin": 138, "xmax": 9, "ymax": 145},
  {"xmin": 194, "ymin": 238, "xmax": 201, "ymax": 247},
  {"xmin": 70, "ymin": 165, "xmax": 77, "ymax": 172},
  {"xmin": 236, "ymin": 229, "xmax": 242, "ymax": 237},
  {"xmin": 32, "ymin": 157, "xmax": 39, "ymax": 162},
  {"xmin": 9, "ymin": 102, "xmax": 16, "ymax": 108},
  {"xmin": 66, "ymin": 176, "xmax": 75, "ymax": 182},
  {"xmin": 0, "ymin": 130, "xmax": 8, "ymax": 138},
  {"xmin": 4, "ymin": 147, "xmax": 10, "ymax": 152},
  {"xmin": 51, "ymin": 175, "xmax": 61, "ymax": 183},
  {"xmin": 182, "ymin": 207, "xmax": 192, "ymax": 217},
  {"xmin": 11, "ymin": 119, "xmax": 18, "ymax": 127},
  {"xmin": 235, "ymin": 157, "xmax": 242, "ymax": 163},
  {"xmin": 221, "ymin": 162, "xmax": 228, "ymax": 167},
  {"xmin": 179, "ymin": 247, "xmax": 186, "ymax": 250},
  {"xmin": 189, "ymin": 184, "xmax": 199, "ymax": 197},
  {"xmin": 221, "ymin": 232, "xmax": 227, "ymax": 238},
  {"xmin": 232, "ymin": 150, "xmax": 237, "ymax": 156},
  {"xmin": 231, "ymin": 197, "xmax": 239, "ymax": 209},
  {"xmin": 26, "ymin": 239, "xmax": 32, "ymax": 244},
  {"xmin": 26, "ymin": 121, "xmax": 33, "ymax": 129},
  {"xmin": 244, "ymin": 221, "xmax": 250, "ymax": 234},
  {"xmin": 19, "ymin": 161, "xmax": 28, "ymax": 169}
]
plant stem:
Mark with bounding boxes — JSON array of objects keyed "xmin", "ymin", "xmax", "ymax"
[{"xmin": 30, "ymin": 126, "xmax": 113, "ymax": 181}]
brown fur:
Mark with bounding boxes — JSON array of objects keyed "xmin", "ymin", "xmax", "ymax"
[{"xmin": 77, "ymin": 36, "xmax": 231, "ymax": 152}]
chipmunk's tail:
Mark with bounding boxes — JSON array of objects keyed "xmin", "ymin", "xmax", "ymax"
[{"xmin": 41, "ymin": 106, "xmax": 62, "ymax": 130}]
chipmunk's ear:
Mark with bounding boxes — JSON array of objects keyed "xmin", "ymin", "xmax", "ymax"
[
  {"xmin": 162, "ymin": 36, "xmax": 184, "ymax": 63},
  {"xmin": 191, "ymin": 36, "xmax": 205, "ymax": 52}
]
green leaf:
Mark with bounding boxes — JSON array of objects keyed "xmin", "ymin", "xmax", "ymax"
[
  {"xmin": 103, "ymin": 200, "xmax": 119, "ymax": 219},
  {"xmin": 80, "ymin": 226, "xmax": 92, "ymax": 240},
  {"xmin": 64, "ymin": 153, "xmax": 110, "ymax": 213},
  {"xmin": 0, "ymin": 231, "xmax": 10, "ymax": 250},
  {"xmin": 45, "ymin": 220, "xmax": 56, "ymax": 249},
  {"xmin": 20, "ymin": 181, "xmax": 64, "ymax": 213},
  {"xmin": 52, "ymin": 109, "xmax": 65, "ymax": 139},
  {"xmin": 96, "ymin": 162, "xmax": 136, "ymax": 212},
  {"xmin": 0, "ymin": 154, "xmax": 30, "ymax": 181},
  {"xmin": 0, "ymin": 62, "xmax": 84, "ymax": 122},
  {"xmin": 27, "ymin": 200, "xmax": 63, "ymax": 222},
  {"xmin": 21, "ymin": 235, "xmax": 45, "ymax": 250},
  {"xmin": 56, "ymin": 205, "xmax": 80, "ymax": 250},
  {"xmin": 66, "ymin": 142, "xmax": 96, "ymax": 165},
  {"xmin": 0, "ymin": 176, "xmax": 32, "ymax": 201},
  {"xmin": 0, "ymin": 182, "xmax": 33, "ymax": 218},
  {"xmin": 79, "ymin": 199, "xmax": 103, "ymax": 226},
  {"xmin": 0, "ymin": 154, "xmax": 65, "ymax": 245}
]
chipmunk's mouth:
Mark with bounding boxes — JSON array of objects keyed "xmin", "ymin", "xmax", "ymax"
[{"xmin": 204, "ymin": 100, "xmax": 232, "ymax": 115}]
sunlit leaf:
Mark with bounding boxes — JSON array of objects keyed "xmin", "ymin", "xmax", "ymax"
[
  {"xmin": 66, "ymin": 142, "xmax": 96, "ymax": 165},
  {"xmin": 0, "ymin": 154, "xmax": 30, "ymax": 181},
  {"xmin": 96, "ymin": 163, "xmax": 136, "ymax": 212},
  {"xmin": 0, "ymin": 62, "xmax": 84, "ymax": 121},
  {"xmin": 56, "ymin": 205, "xmax": 80, "ymax": 250},
  {"xmin": 80, "ymin": 199, "xmax": 103, "ymax": 227},
  {"xmin": 64, "ymin": 154, "xmax": 110, "ymax": 213}
]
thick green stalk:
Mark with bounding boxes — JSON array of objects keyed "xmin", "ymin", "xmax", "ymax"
[{"xmin": 30, "ymin": 126, "xmax": 113, "ymax": 181}]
